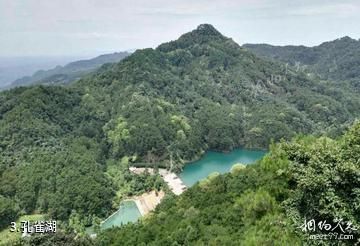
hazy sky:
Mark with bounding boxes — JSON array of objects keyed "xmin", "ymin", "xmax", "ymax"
[{"xmin": 1, "ymin": 0, "xmax": 360, "ymax": 57}]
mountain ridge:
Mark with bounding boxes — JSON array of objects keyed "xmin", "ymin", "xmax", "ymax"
[
  {"xmin": 157, "ymin": 24, "xmax": 230, "ymax": 52},
  {"xmin": 243, "ymin": 36, "xmax": 360, "ymax": 82},
  {"xmin": 10, "ymin": 51, "xmax": 130, "ymax": 88}
]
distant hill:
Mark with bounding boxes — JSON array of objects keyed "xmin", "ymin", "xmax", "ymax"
[
  {"xmin": 243, "ymin": 37, "xmax": 360, "ymax": 84},
  {"xmin": 0, "ymin": 56, "xmax": 78, "ymax": 89},
  {"xmin": 10, "ymin": 52, "xmax": 130, "ymax": 87}
]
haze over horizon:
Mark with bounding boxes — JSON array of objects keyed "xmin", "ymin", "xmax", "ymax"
[{"xmin": 1, "ymin": 0, "xmax": 360, "ymax": 57}]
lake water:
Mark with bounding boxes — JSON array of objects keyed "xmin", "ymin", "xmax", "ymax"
[
  {"xmin": 179, "ymin": 148, "xmax": 266, "ymax": 186},
  {"xmin": 100, "ymin": 148, "xmax": 266, "ymax": 229},
  {"xmin": 100, "ymin": 200, "xmax": 141, "ymax": 230}
]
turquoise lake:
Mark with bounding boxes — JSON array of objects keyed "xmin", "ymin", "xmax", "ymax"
[
  {"xmin": 179, "ymin": 148, "xmax": 266, "ymax": 186},
  {"xmin": 100, "ymin": 148, "xmax": 266, "ymax": 229},
  {"xmin": 100, "ymin": 200, "xmax": 141, "ymax": 230}
]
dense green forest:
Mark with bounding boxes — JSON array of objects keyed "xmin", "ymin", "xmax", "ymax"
[{"xmin": 0, "ymin": 24, "xmax": 359, "ymax": 244}]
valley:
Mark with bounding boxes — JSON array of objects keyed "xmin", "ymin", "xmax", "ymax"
[{"xmin": 99, "ymin": 148, "xmax": 265, "ymax": 231}]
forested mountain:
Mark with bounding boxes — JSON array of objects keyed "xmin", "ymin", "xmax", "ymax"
[
  {"xmin": 0, "ymin": 24, "xmax": 359, "ymax": 245},
  {"xmin": 243, "ymin": 36, "xmax": 360, "ymax": 84},
  {"xmin": 10, "ymin": 52, "xmax": 129, "ymax": 87},
  {"xmin": 74, "ymin": 24, "xmax": 359, "ymax": 157}
]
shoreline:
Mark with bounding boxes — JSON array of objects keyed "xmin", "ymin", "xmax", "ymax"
[
  {"xmin": 158, "ymin": 169, "xmax": 187, "ymax": 195},
  {"xmin": 129, "ymin": 147, "xmax": 267, "ymax": 175},
  {"xmin": 101, "ymin": 190, "xmax": 165, "ymax": 226},
  {"xmin": 134, "ymin": 199, "xmax": 146, "ymax": 216},
  {"xmin": 182, "ymin": 146, "xmax": 267, "ymax": 166},
  {"xmin": 181, "ymin": 147, "xmax": 267, "ymax": 169},
  {"xmin": 129, "ymin": 167, "xmax": 187, "ymax": 195},
  {"xmin": 100, "ymin": 205, "xmax": 126, "ymax": 225}
]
